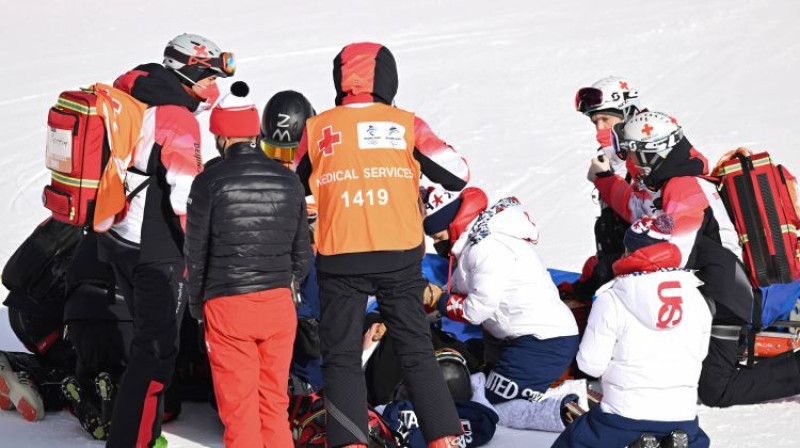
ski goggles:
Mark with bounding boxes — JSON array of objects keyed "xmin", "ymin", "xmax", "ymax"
[
  {"xmin": 575, "ymin": 87, "xmax": 638, "ymax": 115},
  {"xmin": 574, "ymin": 87, "xmax": 604, "ymax": 114},
  {"xmin": 260, "ymin": 139, "xmax": 297, "ymax": 166},
  {"xmin": 165, "ymin": 47, "xmax": 237, "ymax": 77}
]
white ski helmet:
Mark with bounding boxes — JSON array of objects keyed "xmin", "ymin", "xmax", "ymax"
[
  {"xmin": 615, "ymin": 111, "xmax": 684, "ymax": 170},
  {"xmin": 163, "ymin": 33, "xmax": 235, "ymax": 85},
  {"xmin": 575, "ymin": 76, "xmax": 642, "ymax": 120}
]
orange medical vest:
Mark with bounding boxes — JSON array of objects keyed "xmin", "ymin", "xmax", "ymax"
[{"xmin": 306, "ymin": 103, "xmax": 423, "ymax": 256}]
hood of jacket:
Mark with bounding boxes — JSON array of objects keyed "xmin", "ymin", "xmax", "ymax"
[
  {"xmin": 612, "ymin": 242, "xmax": 682, "ymax": 276},
  {"xmin": 448, "ymin": 187, "xmax": 488, "ymax": 249},
  {"xmin": 113, "ymin": 63, "xmax": 199, "ymax": 111},
  {"xmin": 641, "ymin": 138, "xmax": 706, "ymax": 190},
  {"xmin": 451, "ymin": 196, "xmax": 538, "ymax": 257},
  {"xmin": 333, "ymin": 42, "xmax": 398, "ymax": 106}
]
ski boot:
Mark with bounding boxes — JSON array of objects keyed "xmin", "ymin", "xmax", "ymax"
[
  {"xmin": 628, "ymin": 433, "xmax": 659, "ymax": 448},
  {"xmin": 62, "ymin": 376, "xmax": 108, "ymax": 440},
  {"xmin": 0, "ymin": 352, "xmax": 45, "ymax": 421},
  {"xmin": 154, "ymin": 435, "xmax": 168, "ymax": 448},
  {"xmin": 660, "ymin": 430, "xmax": 689, "ymax": 448},
  {"xmin": 561, "ymin": 399, "xmax": 586, "ymax": 425},
  {"xmin": 586, "ymin": 387, "xmax": 603, "ymax": 409},
  {"xmin": 95, "ymin": 372, "xmax": 116, "ymax": 426}
]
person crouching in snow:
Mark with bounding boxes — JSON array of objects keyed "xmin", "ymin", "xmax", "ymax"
[
  {"xmin": 421, "ymin": 186, "xmax": 582, "ymax": 432},
  {"xmin": 552, "ymin": 214, "xmax": 712, "ymax": 448},
  {"xmin": 185, "ymin": 81, "xmax": 311, "ymax": 448}
]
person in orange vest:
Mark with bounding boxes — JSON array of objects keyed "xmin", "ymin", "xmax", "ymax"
[
  {"xmin": 186, "ymin": 81, "xmax": 311, "ymax": 447},
  {"xmin": 293, "ymin": 42, "xmax": 470, "ymax": 448}
]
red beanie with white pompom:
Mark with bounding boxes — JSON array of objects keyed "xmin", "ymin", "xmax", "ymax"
[{"xmin": 210, "ymin": 81, "xmax": 260, "ymax": 137}]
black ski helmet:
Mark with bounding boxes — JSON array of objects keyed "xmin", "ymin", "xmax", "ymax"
[
  {"xmin": 260, "ymin": 90, "xmax": 316, "ymax": 147},
  {"xmin": 391, "ymin": 348, "xmax": 472, "ymax": 402}
]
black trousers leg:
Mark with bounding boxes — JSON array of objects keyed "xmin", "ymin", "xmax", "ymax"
[
  {"xmin": 318, "ymin": 272, "xmax": 370, "ymax": 447},
  {"xmin": 699, "ymin": 334, "xmax": 800, "ymax": 407},
  {"xmin": 106, "ymin": 259, "xmax": 185, "ymax": 448},
  {"xmin": 374, "ymin": 263, "xmax": 463, "ymax": 443}
]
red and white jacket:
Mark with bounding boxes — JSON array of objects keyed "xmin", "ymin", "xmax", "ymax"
[
  {"xmin": 105, "ymin": 63, "xmax": 204, "ymax": 260},
  {"xmin": 578, "ymin": 243, "xmax": 712, "ymax": 421},
  {"xmin": 594, "ymin": 143, "xmax": 739, "ymax": 266}
]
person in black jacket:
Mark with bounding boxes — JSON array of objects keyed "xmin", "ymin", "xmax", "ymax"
[
  {"xmin": 185, "ymin": 81, "xmax": 311, "ymax": 448},
  {"xmin": 99, "ymin": 33, "xmax": 234, "ymax": 448}
]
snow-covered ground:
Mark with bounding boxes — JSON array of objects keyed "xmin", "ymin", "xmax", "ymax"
[{"xmin": 2, "ymin": 0, "xmax": 800, "ymax": 446}]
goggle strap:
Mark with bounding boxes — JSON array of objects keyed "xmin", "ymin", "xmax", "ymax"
[{"xmin": 165, "ymin": 46, "xmax": 234, "ymax": 75}]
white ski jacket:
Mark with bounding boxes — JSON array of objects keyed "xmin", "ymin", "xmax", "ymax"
[
  {"xmin": 449, "ymin": 200, "xmax": 578, "ymax": 341},
  {"xmin": 578, "ymin": 245, "xmax": 712, "ymax": 422}
]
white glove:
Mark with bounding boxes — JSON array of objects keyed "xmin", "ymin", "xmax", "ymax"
[
  {"xmin": 587, "ymin": 156, "xmax": 612, "ymax": 183},
  {"xmin": 599, "ymin": 146, "xmax": 628, "ymax": 177}
]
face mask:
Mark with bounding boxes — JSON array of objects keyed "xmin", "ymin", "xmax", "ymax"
[
  {"xmin": 192, "ymin": 81, "xmax": 220, "ymax": 115},
  {"xmin": 434, "ymin": 240, "xmax": 452, "ymax": 258},
  {"xmin": 596, "ymin": 128, "xmax": 613, "ymax": 147}
]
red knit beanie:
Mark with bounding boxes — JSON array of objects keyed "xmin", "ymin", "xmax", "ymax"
[{"xmin": 210, "ymin": 81, "xmax": 260, "ymax": 137}]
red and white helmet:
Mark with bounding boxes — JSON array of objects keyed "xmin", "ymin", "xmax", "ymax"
[
  {"xmin": 575, "ymin": 76, "xmax": 642, "ymax": 120},
  {"xmin": 616, "ymin": 112, "xmax": 684, "ymax": 169},
  {"xmin": 163, "ymin": 33, "xmax": 235, "ymax": 85}
]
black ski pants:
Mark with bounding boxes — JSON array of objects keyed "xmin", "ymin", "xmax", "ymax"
[
  {"xmin": 318, "ymin": 262, "xmax": 462, "ymax": 447},
  {"xmin": 106, "ymin": 258, "xmax": 186, "ymax": 448},
  {"xmin": 699, "ymin": 329, "xmax": 800, "ymax": 407}
]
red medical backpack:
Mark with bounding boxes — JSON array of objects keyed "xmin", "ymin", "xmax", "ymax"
[
  {"xmin": 714, "ymin": 150, "xmax": 800, "ymax": 287},
  {"xmin": 42, "ymin": 91, "xmax": 108, "ymax": 226}
]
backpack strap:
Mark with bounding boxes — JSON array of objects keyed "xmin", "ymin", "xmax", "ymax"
[
  {"xmin": 126, "ymin": 177, "xmax": 153, "ymax": 202},
  {"xmin": 125, "ymin": 167, "xmax": 154, "ymax": 202},
  {"xmin": 747, "ymin": 289, "xmax": 763, "ymax": 368}
]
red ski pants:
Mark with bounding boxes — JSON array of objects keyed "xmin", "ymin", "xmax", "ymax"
[{"xmin": 204, "ymin": 289, "xmax": 297, "ymax": 448}]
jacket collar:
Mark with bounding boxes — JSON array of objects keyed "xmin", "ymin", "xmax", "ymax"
[
  {"xmin": 224, "ymin": 141, "xmax": 261, "ymax": 158},
  {"xmin": 642, "ymin": 138, "xmax": 705, "ymax": 190},
  {"xmin": 113, "ymin": 63, "xmax": 199, "ymax": 111}
]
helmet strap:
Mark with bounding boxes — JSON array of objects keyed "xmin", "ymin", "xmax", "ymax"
[{"xmin": 172, "ymin": 68, "xmax": 197, "ymax": 86}]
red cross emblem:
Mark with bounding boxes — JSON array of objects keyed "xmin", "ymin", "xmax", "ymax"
[
  {"xmin": 619, "ymin": 80, "xmax": 629, "ymax": 90},
  {"xmin": 192, "ymin": 45, "xmax": 208, "ymax": 57},
  {"xmin": 318, "ymin": 126, "xmax": 341, "ymax": 157},
  {"xmin": 188, "ymin": 45, "xmax": 212, "ymax": 67},
  {"xmin": 641, "ymin": 123, "xmax": 654, "ymax": 137}
]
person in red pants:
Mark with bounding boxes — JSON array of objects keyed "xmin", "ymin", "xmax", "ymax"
[{"xmin": 185, "ymin": 81, "xmax": 311, "ymax": 448}]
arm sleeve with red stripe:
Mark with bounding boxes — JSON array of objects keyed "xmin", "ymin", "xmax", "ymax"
[
  {"xmin": 661, "ymin": 177, "xmax": 708, "ymax": 267},
  {"xmin": 594, "ymin": 175, "xmax": 637, "ymax": 222},
  {"xmin": 156, "ymin": 106, "xmax": 203, "ymax": 232},
  {"xmin": 413, "ymin": 116, "xmax": 469, "ymax": 191}
]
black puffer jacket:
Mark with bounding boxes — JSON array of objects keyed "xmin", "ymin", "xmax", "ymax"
[{"xmin": 185, "ymin": 142, "xmax": 311, "ymax": 318}]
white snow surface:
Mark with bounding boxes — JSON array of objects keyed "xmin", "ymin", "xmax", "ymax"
[{"xmin": 2, "ymin": 0, "xmax": 800, "ymax": 446}]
